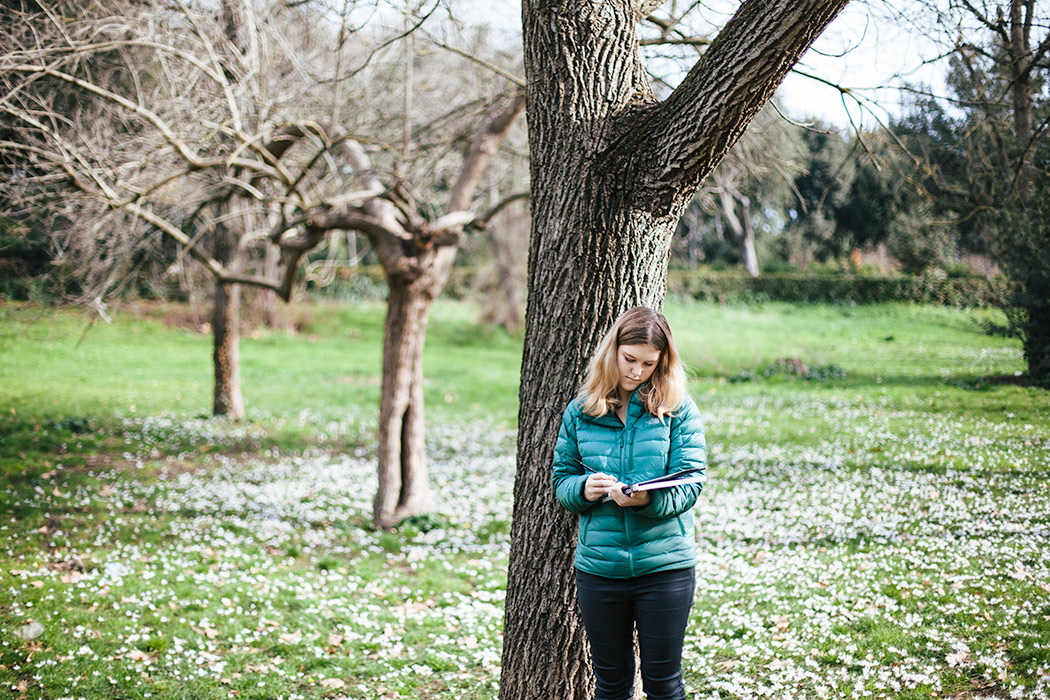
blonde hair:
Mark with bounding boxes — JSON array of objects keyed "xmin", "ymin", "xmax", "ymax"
[{"xmin": 581, "ymin": 306, "xmax": 686, "ymax": 420}]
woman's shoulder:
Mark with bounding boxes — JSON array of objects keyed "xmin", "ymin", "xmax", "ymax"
[
  {"xmin": 560, "ymin": 395, "xmax": 586, "ymax": 419},
  {"xmin": 672, "ymin": 394, "xmax": 703, "ymax": 424}
]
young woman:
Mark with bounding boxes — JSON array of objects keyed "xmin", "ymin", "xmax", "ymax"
[{"xmin": 552, "ymin": 306, "xmax": 706, "ymax": 700}]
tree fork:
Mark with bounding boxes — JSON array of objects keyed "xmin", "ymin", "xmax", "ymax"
[{"xmin": 501, "ymin": 2, "xmax": 851, "ymax": 698}]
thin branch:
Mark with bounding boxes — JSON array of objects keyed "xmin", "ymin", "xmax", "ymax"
[
  {"xmin": 475, "ymin": 191, "xmax": 529, "ymax": 226},
  {"xmin": 429, "ymin": 41, "xmax": 526, "ymax": 87}
]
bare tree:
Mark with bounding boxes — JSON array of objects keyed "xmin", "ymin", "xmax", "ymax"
[
  {"xmin": 301, "ymin": 89, "xmax": 526, "ymax": 528},
  {"xmin": 1, "ymin": 0, "xmax": 527, "ymax": 527}
]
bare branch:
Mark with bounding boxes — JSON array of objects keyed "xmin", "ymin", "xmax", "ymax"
[
  {"xmin": 429, "ymin": 41, "xmax": 527, "ymax": 88},
  {"xmin": 475, "ymin": 191, "xmax": 530, "ymax": 227}
]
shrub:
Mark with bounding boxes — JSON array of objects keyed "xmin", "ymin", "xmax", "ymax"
[{"xmin": 665, "ymin": 269, "xmax": 1012, "ymax": 307}]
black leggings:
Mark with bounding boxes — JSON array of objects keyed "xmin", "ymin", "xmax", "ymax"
[{"xmin": 575, "ymin": 567, "xmax": 695, "ymax": 700}]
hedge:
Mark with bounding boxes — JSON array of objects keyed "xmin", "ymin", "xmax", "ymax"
[
  {"xmin": 665, "ymin": 270, "xmax": 1013, "ymax": 307},
  {"xmin": 307, "ymin": 266, "xmax": 1012, "ymax": 308}
]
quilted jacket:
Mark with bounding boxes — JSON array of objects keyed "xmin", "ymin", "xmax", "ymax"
[{"xmin": 552, "ymin": 388, "xmax": 706, "ymax": 579}]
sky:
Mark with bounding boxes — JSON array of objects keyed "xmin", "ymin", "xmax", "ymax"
[
  {"xmin": 771, "ymin": 1, "xmax": 949, "ymax": 128},
  {"xmin": 440, "ymin": 0, "xmax": 952, "ymax": 129}
]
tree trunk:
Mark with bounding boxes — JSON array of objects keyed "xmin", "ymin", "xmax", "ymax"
[
  {"xmin": 500, "ymin": 2, "xmax": 850, "ymax": 699},
  {"xmin": 719, "ymin": 187, "xmax": 760, "ymax": 277},
  {"xmin": 248, "ymin": 240, "xmax": 281, "ymax": 328},
  {"xmin": 741, "ymin": 215, "xmax": 760, "ymax": 277},
  {"xmin": 479, "ymin": 191, "xmax": 525, "ymax": 334},
  {"xmin": 1023, "ymin": 298, "xmax": 1050, "ymax": 386},
  {"xmin": 491, "ymin": 220, "xmax": 524, "ymax": 334},
  {"xmin": 212, "ymin": 226, "xmax": 244, "ymax": 420},
  {"xmin": 1008, "ymin": 0, "xmax": 1034, "ymax": 200},
  {"xmin": 372, "ymin": 249, "xmax": 455, "ymax": 529}
]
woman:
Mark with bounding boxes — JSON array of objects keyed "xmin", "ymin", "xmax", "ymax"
[{"xmin": 552, "ymin": 306, "xmax": 706, "ymax": 700}]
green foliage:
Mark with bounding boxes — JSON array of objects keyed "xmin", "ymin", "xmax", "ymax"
[
  {"xmin": 666, "ymin": 269, "xmax": 1012, "ymax": 307},
  {"xmin": 888, "ymin": 7, "xmax": 1050, "ymax": 384},
  {"xmin": 0, "ymin": 215, "xmax": 59, "ymax": 302}
]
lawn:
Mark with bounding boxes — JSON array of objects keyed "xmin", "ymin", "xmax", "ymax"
[{"xmin": 1, "ymin": 299, "xmax": 1048, "ymax": 699}]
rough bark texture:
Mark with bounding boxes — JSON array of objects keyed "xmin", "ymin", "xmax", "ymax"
[
  {"xmin": 500, "ymin": 2, "xmax": 851, "ymax": 699},
  {"xmin": 211, "ymin": 225, "xmax": 245, "ymax": 420},
  {"xmin": 372, "ymin": 254, "xmax": 453, "ymax": 529}
]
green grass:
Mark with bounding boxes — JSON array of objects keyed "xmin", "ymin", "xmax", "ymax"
[{"xmin": 1, "ymin": 298, "xmax": 1048, "ymax": 699}]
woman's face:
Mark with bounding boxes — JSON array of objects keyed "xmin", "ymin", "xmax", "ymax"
[{"xmin": 617, "ymin": 343, "xmax": 661, "ymax": 395}]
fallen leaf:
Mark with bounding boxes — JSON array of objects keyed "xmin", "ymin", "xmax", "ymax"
[
  {"xmin": 320, "ymin": 678, "xmax": 345, "ymax": 689},
  {"xmin": 279, "ymin": 631, "xmax": 302, "ymax": 645},
  {"xmin": 16, "ymin": 621, "xmax": 44, "ymax": 640},
  {"xmin": 946, "ymin": 651, "xmax": 971, "ymax": 666},
  {"xmin": 328, "ymin": 633, "xmax": 344, "ymax": 646},
  {"xmin": 1010, "ymin": 561, "xmax": 1031, "ymax": 580}
]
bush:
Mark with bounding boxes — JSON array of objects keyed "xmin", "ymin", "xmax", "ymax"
[{"xmin": 666, "ymin": 269, "xmax": 1012, "ymax": 307}]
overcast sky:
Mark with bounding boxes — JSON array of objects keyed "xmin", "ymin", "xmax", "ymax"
[{"xmin": 439, "ymin": 0, "xmax": 951, "ymax": 128}]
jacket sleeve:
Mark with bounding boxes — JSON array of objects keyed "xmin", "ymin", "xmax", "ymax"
[
  {"xmin": 551, "ymin": 401, "xmax": 596, "ymax": 514},
  {"xmin": 636, "ymin": 396, "xmax": 706, "ymax": 520}
]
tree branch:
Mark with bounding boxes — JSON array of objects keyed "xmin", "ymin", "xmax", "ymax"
[
  {"xmin": 430, "ymin": 41, "xmax": 526, "ymax": 88},
  {"xmin": 447, "ymin": 89, "xmax": 526, "ymax": 212},
  {"xmin": 601, "ymin": 0, "xmax": 851, "ymax": 210},
  {"xmin": 476, "ymin": 191, "xmax": 530, "ymax": 227}
]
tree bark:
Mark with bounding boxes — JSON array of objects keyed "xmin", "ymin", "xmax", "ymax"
[
  {"xmin": 372, "ymin": 249, "xmax": 454, "ymax": 529},
  {"xmin": 500, "ymin": 2, "xmax": 850, "ymax": 699},
  {"xmin": 212, "ymin": 225, "xmax": 245, "ymax": 420},
  {"xmin": 1008, "ymin": 0, "xmax": 1035, "ymax": 199}
]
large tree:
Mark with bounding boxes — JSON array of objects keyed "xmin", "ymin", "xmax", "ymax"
[
  {"xmin": 894, "ymin": 0, "xmax": 1050, "ymax": 384},
  {"xmin": 499, "ymin": 1, "xmax": 851, "ymax": 699}
]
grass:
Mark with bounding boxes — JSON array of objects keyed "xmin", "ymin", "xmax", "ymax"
[{"xmin": 1, "ymin": 298, "xmax": 1048, "ymax": 699}]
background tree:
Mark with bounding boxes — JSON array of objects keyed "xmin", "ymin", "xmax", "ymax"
[
  {"xmin": 891, "ymin": 0, "xmax": 1050, "ymax": 383},
  {"xmin": 499, "ymin": 2, "xmax": 852, "ymax": 699},
  {"xmin": 0, "ymin": 0, "xmax": 528, "ymax": 526},
  {"xmin": 679, "ymin": 106, "xmax": 798, "ymax": 275}
]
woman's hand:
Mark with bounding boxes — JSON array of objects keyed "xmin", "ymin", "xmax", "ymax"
[
  {"xmin": 607, "ymin": 485, "xmax": 652, "ymax": 508},
  {"xmin": 583, "ymin": 473, "xmax": 618, "ymax": 502}
]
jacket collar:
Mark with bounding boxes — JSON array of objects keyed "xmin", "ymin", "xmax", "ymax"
[{"xmin": 581, "ymin": 386, "xmax": 646, "ymax": 428}]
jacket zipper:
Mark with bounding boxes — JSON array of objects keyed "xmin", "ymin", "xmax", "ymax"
[{"xmin": 621, "ymin": 416, "xmax": 636, "ymax": 578}]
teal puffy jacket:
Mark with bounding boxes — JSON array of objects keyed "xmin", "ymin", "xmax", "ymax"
[{"xmin": 552, "ymin": 389, "xmax": 706, "ymax": 579}]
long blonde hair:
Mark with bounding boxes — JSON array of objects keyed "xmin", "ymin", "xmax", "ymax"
[{"xmin": 581, "ymin": 306, "xmax": 686, "ymax": 420}]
